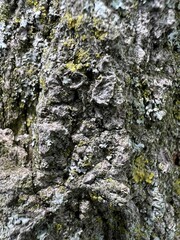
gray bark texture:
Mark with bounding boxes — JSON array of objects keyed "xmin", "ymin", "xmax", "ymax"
[{"xmin": 0, "ymin": 0, "xmax": 180, "ymax": 239}]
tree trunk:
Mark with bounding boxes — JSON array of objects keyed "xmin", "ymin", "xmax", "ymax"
[{"xmin": 0, "ymin": 0, "xmax": 179, "ymax": 239}]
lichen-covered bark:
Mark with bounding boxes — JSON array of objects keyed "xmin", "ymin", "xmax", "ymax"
[{"xmin": 0, "ymin": 0, "xmax": 179, "ymax": 239}]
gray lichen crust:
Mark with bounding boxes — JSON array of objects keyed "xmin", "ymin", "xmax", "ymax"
[{"xmin": 0, "ymin": 0, "xmax": 179, "ymax": 239}]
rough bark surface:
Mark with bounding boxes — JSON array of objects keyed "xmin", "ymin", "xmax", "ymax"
[{"xmin": 0, "ymin": 0, "xmax": 180, "ymax": 239}]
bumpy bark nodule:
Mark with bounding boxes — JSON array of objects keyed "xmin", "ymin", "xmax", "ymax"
[{"xmin": 0, "ymin": 0, "xmax": 179, "ymax": 239}]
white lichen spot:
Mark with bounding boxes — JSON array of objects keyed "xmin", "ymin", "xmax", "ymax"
[
  {"xmin": 135, "ymin": 45, "xmax": 146, "ymax": 64},
  {"xmin": 111, "ymin": 0, "xmax": 125, "ymax": 10},
  {"xmin": 94, "ymin": 0, "xmax": 111, "ymax": 18},
  {"xmin": 154, "ymin": 110, "xmax": 166, "ymax": 120},
  {"xmin": 167, "ymin": 9, "xmax": 176, "ymax": 26},
  {"xmin": 70, "ymin": 229, "xmax": 83, "ymax": 240}
]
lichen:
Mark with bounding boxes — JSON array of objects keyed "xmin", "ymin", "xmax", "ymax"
[
  {"xmin": 63, "ymin": 38, "xmax": 76, "ymax": 48},
  {"xmin": 77, "ymin": 140, "xmax": 87, "ymax": 147},
  {"xmin": 55, "ymin": 223, "xmax": 63, "ymax": 232},
  {"xmin": 26, "ymin": 0, "xmax": 47, "ymax": 22},
  {"xmin": 0, "ymin": 4, "xmax": 10, "ymax": 22},
  {"xmin": 93, "ymin": 17, "xmax": 107, "ymax": 40},
  {"xmin": 174, "ymin": 179, "xmax": 180, "ymax": 195},
  {"xmin": 66, "ymin": 61, "xmax": 83, "ymax": 72},
  {"xmin": 132, "ymin": 155, "xmax": 154, "ymax": 184},
  {"xmin": 39, "ymin": 77, "xmax": 46, "ymax": 90},
  {"xmin": 81, "ymin": 35, "xmax": 87, "ymax": 41},
  {"xmin": 0, "ymin": 0, "xmax": 179, "ymax": 238},
  {"xmin": 66, "ymin": 48, "xmax": 90, "ymax": 72},
  {"xmin": 134, "ymin": 224, "xmax": 147, "ymax": 240},
  {"xmin": 90, "ymin": 192, "xmax": 103, "ymax": 202},
  {"xmin": 64, "ymin": 12, "xmax": 84, "ymax": 30},
  {"xmin": 26, "ymin": 0, "xmax": 38, "ymax": 7},
  {"xmin": 26, "ymin": 117, "xmax": 33, "ymax": 127},
  {"xmin": 94, "ymin": 30, "xmax": 107, "ymax": 40},
  {"xmin": 173, "ymin": 100, "xmax": 180, "ymax": 120},
  {"xmin": 76, "ymin": 49, "xmax": 90, "ymax": 63}
]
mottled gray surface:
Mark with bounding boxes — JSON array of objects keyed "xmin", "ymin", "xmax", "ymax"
[{"xmin": 0, "ymin": 0, "xmax": 180, "ymax": 239}]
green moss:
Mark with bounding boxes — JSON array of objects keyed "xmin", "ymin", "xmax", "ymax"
[{"xmin": 132, "ymin": 155, "xmax": 154, "ymax": 184}]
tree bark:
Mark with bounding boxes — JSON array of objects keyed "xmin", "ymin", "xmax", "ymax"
[{"xmin": 0, "ymin": 0, "xmax": 179, "ymax": 239}]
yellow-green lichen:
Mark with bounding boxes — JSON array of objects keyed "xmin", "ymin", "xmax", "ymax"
[
  {"xmin": 105, "ymin": 178, "xmax": 117, "ymax": 186},
  {"xmin": 18, "ymin": 195, "xmax": 28, "ymax": 205},
  {"xmin": 63, "ymin": 147, "xmax": 72, "ymax": 158},
  {"xmin": 94, "ymin": 30, "xmax": 107, "ymax": 40},
  {"xmin": 27, "ymin": 68, "xmax": 35, "ymax": 76},
  {"xmin": 0, "ymin": 4, "xmax": 10, "ymax": 22},
  {"xmin": 95, "ymin": 53, "xmax": 101, "ymax": 58},
  {"xmin": 26, "ymin": 0, "xmax": 38, "ymax": 7},
  {"xmin": 39, "ymin": 77, "xmax": 46, "ymax": 89},
  {"xmin": 96, "ymin": 216, "xmax": 102, "ymax": 223},
  {"xmin": 81, "ymin": 159, "xmax": 92, "ymax": 168},
  {"xmin": 19, "ymin": 102, "xmax": 25, "ymax": 109},
  {"xmin": 93, "ymin": 17, "xmax": 101, "ymax": 26},
  {"xmin": 63, "ymin": 38, "xmax": 75, "ymax": 48},
  {"xmin": 66, "ymin": 61, "xmax": 83, "ymax": 72},
  {"xmin": 39, "ymin": 6, "xmax": 47, "ymax": 19},
  {"xmin": 58, "ymin": 185, "xmax": 65, "ymax": 193},
  {"xmin": 55, "ymin": 223, "xmax": 63, "ymax": 232},
  {"xmin": 76, "ymin": 49, "xmax": 90, "ymax": 63},
  {"xmin": 64, "ymin": 12, "xmax": 84, "ymax": 30},
  {"xmin": 66, "ymin": 48, "xmax": 90, "ymax": 72},
  {"xmin": 134, "ymin": 225, "xmax": 147, "ymax": 240},
  {"xmin": 26, "ymin": 117, "xmax": 33, "ymax": 127},
  {"xmin": 173, "ymin": 100, "xmax": 180, "ymax": 120},
  {"xmin": 132, "ymin": 155, "xmax": 154, "ymax": 184},
  {"xmin": 173, "ymin": 179, "xmax": 180, "ymax": 195},
  {"xmin": 13, "ymin": 17, "xmax": 21, "ymax": 23},
  {"xmin": 90, "ymin": 193, "xmax": 103, "ymax": 202},
  {"xmin": 81, "ymin": 34, "xmax": 87, "ymax": 41},
  {"xmin": 26, "ymin": 0, "xmax": 47, "ymax": 22},
  {"xmin": 93, "ymin": 17, "xmax": 107, "ymax": 40},
  {"xmin": 77, "ymin": 140, "xmax": 87, "ymax": 147}
]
